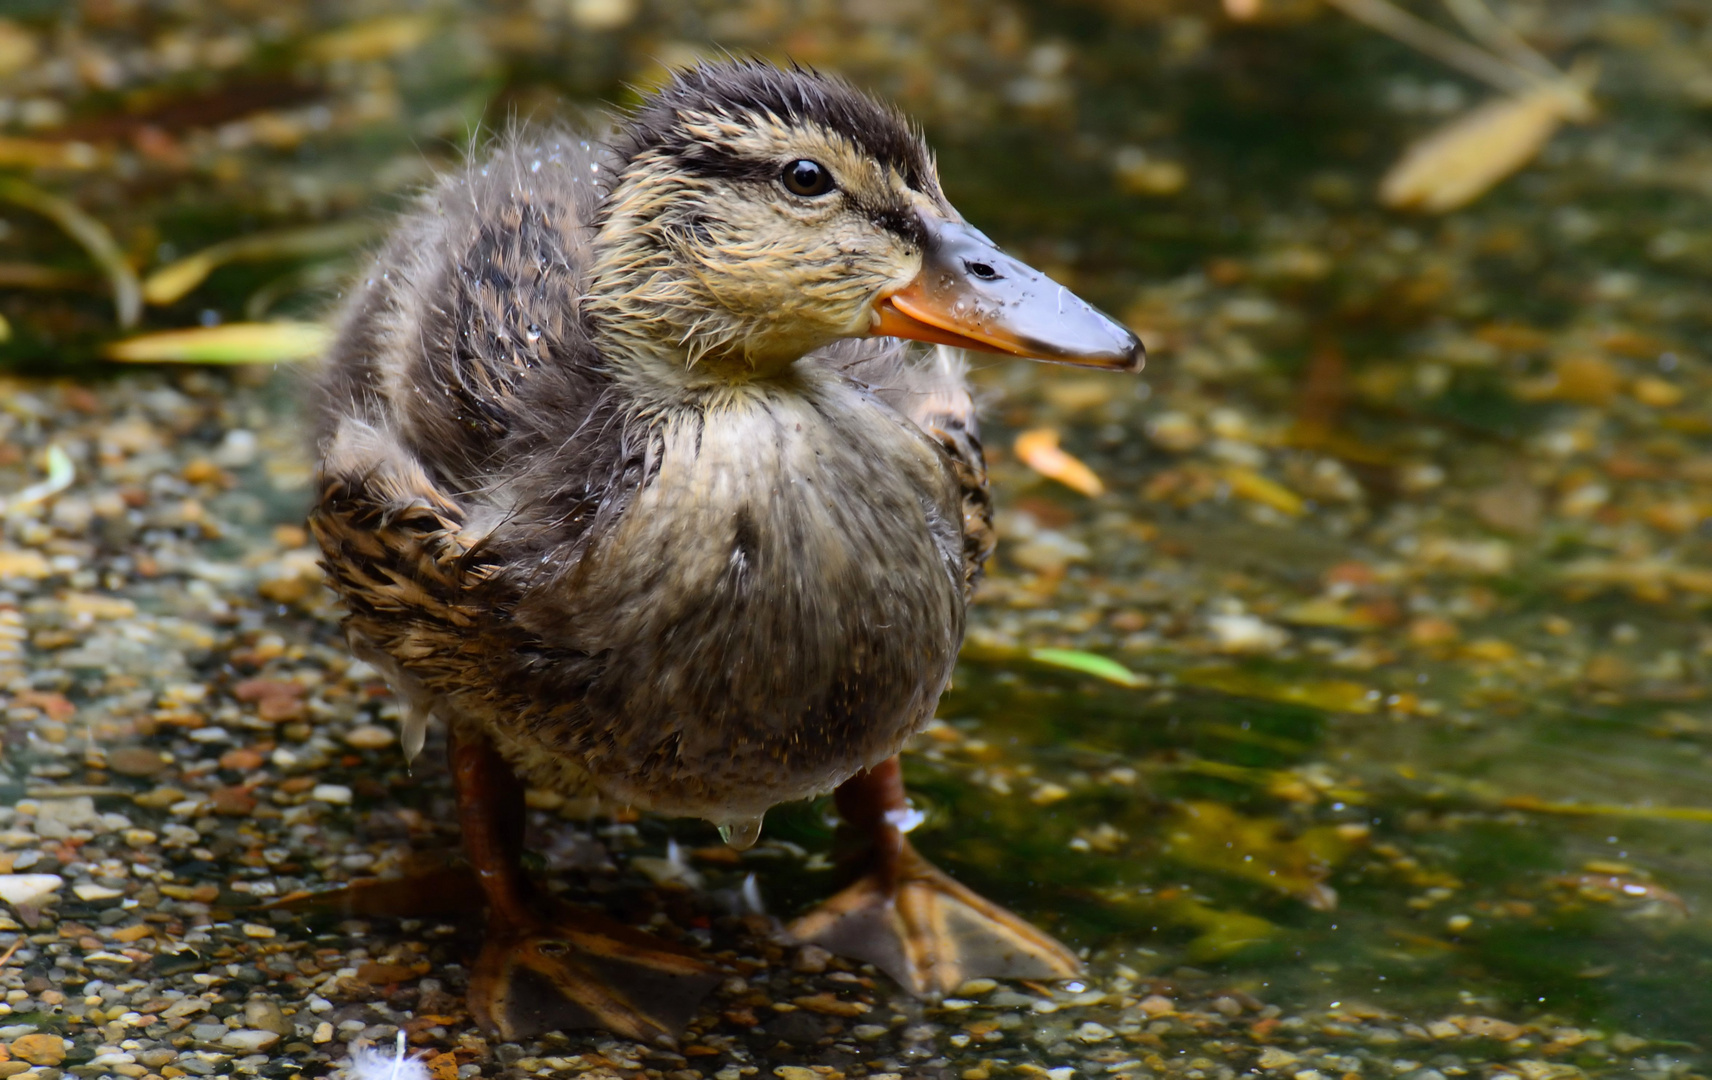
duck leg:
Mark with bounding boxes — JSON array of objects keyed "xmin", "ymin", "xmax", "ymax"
[
  {"xmin": 452, "ymin": 726, "xmax": 720, "ymax": 1043},
  {"xmin": 788, "ymin": 756, "xmax": 1082, "ymax": 995}
]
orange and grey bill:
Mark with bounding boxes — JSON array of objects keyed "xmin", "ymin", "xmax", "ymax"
[{"xmin": 870, "ymin": 213, "xmax": 1144, "ymax": 372}]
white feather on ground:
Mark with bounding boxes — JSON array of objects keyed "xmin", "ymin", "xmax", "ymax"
[{"xmin": 347, "ymin": 1033, "xmax": 431, "ymax": 1080}]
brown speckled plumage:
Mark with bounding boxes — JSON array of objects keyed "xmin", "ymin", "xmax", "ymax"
[
  {"xmin": 310, "ymin": 82, "xmax": 991, "ymax": 826},
  {"xmin": 309, "ymin": 63, "xmax": 1134, "ymax": 1024}
]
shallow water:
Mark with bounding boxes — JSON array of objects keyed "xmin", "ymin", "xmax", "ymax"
[{"xmin": 3, "ymin": 1, "xmax": 1712, "ymax": 1078}]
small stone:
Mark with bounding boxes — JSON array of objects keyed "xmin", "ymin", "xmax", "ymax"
[
  {"xmin": 310, "ymin": 784, "xmax": 352, "ymax": 805},
  {"xmin": 218, "ymin": 1029, "xmax": 280, "ymax": 1052},
  {"xmin": 1137, "ymin": 994, "xmax": 1174, "ymax": 1017},
  {"xmin": 791, "ymin": 944, "xmax": 831, "ymax": 974},
  {"xmin": 1030, "ymin": 782, "xmax": 1070, "ymax": 806},
  {"xmin": 1074, "ymin": 1021, "xmax": 1112, "ymax": 1043},
  {"xmin": 108, "ymin": 748, "xmax": 169, "ymax": 777},
  {"xmin": 9, "ymin": 1034, "xmax": 67, "ymax": 1066},
  {"xmin": 344, "ymin": 725, "xmax": 394, "ymax": 750},
  {"xmin": 312, "ymin": 1022, "xmax": 333, "ymax": 1044},
  {"xmin": 240, "ymin": 923, "xmax": 276, "ymax": 939},
  {"xmin": 257, "ymin": 696, "xmax": 306, "ymax": 723},
  {"xmin": 0, "ymin": 875, "xmax": 62, "ymax": 909},
  {"xmin": 162, "ymin": 998, "xmax": 208, "ymax": 1019},
  {"xmin": 955, "ymin": 979, "xmax": 997, "ymax": 997},
  {"xmin": 1207, "ymin": 612, "xmax": 1288, "ymax": 654},
  {"xmin": 1146, "ymin": 411, "xmax": 1203, "ymax": 453},
  {"xmin": 1461, "ymin": 1016, "xmax": 1521, "ymax": 1040},
  {"xmin": 243, "ymin": 998, "xmax": 292, "ymax": 1037},
  {"xmin": 209, "ymin": 787, "xmax": 257, "ymax": 816},
  {"xmin": 774, "ymin": 1069, "xmax": 818, "ymax": 1080},
  {"xmin": 190, "ymin": 1023, "xmax": 227, "ymax": 1042},
  {"xmin": 1257, "ymin": 1048, "xmax": 1299, "ymax": 1070},
  {"xmin": 34, "ymin": 796, "xmax": 98, "ymax": 838},
  {"xmin": 218, "ymin": 748, "xmax": 264, "ymax": 771},
  {"xmin": 72, "ymin": 883, "xmax": 123, "ymax": 901}
]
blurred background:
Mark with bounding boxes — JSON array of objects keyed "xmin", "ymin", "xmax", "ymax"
[{"xmin": 1, "ymin": 1, "xmax": 1712, "ymax": 1078}]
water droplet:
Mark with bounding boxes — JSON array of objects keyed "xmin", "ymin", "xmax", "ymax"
[
  {"xmin": 718, "ymin": 814, "xmax": 764, "ymax": 851},
  {"xmin": 530, "ymin": 159, "xmax": 542, "ymax": 173},
  {"xmin": 525, "ymin": 324, "xmax": 542, "ymax": 343}
]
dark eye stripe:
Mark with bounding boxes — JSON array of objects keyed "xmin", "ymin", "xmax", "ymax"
[
  {"xmin": 665, "ymin": 145, "xmax": 923, "ymax": 245},
  {"xmin": 673, "ymin": 148, "xmax": 782, "ymax": 184}
]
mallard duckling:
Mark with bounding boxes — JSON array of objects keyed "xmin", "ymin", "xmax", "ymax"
[{"xmin": 310, "ymin": 60, "xmax": 1141, "ymax": 1043}]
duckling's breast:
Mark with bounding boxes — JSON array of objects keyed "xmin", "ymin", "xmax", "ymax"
[{"xmin": 493, "ymin": 366, "xmax": 966, "ymax": 824}]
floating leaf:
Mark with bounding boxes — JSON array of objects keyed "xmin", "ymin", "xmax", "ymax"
[
  {"xmin": 1221, "ymin": 466, "xmax": 1305, "ymax": 516},
  {"xmin": 104, "ymin": 322, "xmax": 331, "ymax": 364},
  {"xmin": 1322, "ymin": 0, "xmax": 1596, "ymax": 213},
  {"xmin": 1014, "ymin": 428, "xmax": 1104, "ymax": 496},
  {"xmin": 143, "ymin": 220, "xmax": 377, "ymax": 305},
  {"xmin": 1161, "ymin": 800, "xmax": 1351, "ymax": 910},
  {"xmin": 1029, "ymin": 648, "xmax": 1146, "ymax": 687},
  {"xmin": 0, "ymin": 177, "xmax": 139, "ymax": 328},
  {"xmin": 1379, "ymin": 85, "xmax": 1581, "ymax": 213},
  {"xmin": 1181, "ymin": 666, "xmax": 1377, "ymax": 714}
]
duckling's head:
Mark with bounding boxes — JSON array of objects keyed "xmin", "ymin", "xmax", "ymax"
[{"xmin": 588, "ymin": 60, "xmax": 1141, "ymax": 383}]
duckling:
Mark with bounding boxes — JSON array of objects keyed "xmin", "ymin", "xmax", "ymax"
[{"xmin": 310, "ymin": 60, "xmax": 1142, "ymax": 1044}]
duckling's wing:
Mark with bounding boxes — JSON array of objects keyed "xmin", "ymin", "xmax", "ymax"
[
  {"xmin": 819, "ymin": 341, "xmax": 994, "ymax": 597},
  {"xmin": 310, "ymin": 416, "xmax": 497, "ymax": 760},
  {"xmin": 314, "ymin": 127, "xmax": 614, "ymax": 493}
]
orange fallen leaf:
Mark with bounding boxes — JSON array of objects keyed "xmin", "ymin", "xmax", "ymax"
[{"xmin": 1014, "ymin": 428, "xmax": 1104, "ymax": 496}]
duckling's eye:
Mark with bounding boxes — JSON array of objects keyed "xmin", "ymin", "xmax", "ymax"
[{"xmin": 781, "ymin": 159, "xmax": 834, "ymax": 197}]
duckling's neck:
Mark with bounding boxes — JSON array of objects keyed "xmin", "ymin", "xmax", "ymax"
[
  {"xmin": 586, "ymin": 308, "xmax": 793, "ymax": 396},
  {"xmin": 583, "ymin": 259, "xmax": 815, "ymax": 395}
]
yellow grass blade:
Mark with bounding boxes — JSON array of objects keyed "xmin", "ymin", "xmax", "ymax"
[
  {"xmin": 143, "ymin": 220, "xmax": 376, "ymax": 305},
  {"xmin": 0, "ymin": 177, "xmax": 139, "ymax": 328},
  {"xmin": 104, "ymin": 321, "xmax": 331, "ymax": 364}
]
